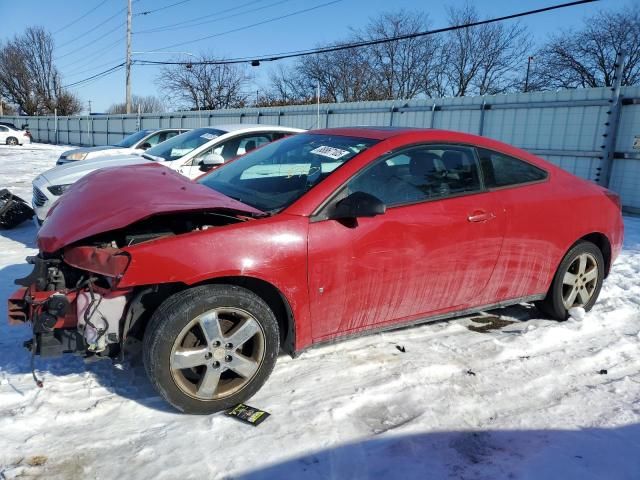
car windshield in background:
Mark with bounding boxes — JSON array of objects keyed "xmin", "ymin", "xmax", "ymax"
[
  {"xmin": 198, "ymin": 133, "xmax": 378, "ymax": 212},
  {"xmin": 115, "ymin": 130, "xmax": 152, "ymax": 148},
  {"xmin": 145, "ymin": 127, "xmax": 226, "ymax": 161}
]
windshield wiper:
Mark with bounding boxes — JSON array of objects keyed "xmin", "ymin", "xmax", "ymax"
[{"xmin": 142, "ymin": 153, "xmax": 163, "ymax": 162}]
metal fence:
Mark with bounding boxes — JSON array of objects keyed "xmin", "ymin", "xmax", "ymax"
[{"xmin": 2, "ymin": 86, "xmax": 640, "ymax": 212}]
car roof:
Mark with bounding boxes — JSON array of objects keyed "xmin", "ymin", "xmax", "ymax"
[
  {"xmin": 206, "ymin": 123, "xmax": 302, "ymax": 133},
  {"xmin": 309, "ymin": 126, "xmax": 422, "ymax": 140}
]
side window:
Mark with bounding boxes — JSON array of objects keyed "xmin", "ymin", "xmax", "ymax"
[
  {"xmin": 0, "ymin": 126, "xmax": 8, "ymax": 132},
  {"xmin": 347, "ymin": 145, "xmax": 481, "ymax": 207},
  {"xmin": 142, "ymin": 132, "xmax": 163, "ymax": 147},
  {"xmin": 271, "ymin": 132, "xmax": 294, "ymax": 141},
  {"xmin": 477, "ymin": 148, "xmax": 547, "ymax": 188},
  {"xmin": 187, "ymin": 144, "xmax": 224, "ymax": 166},
  {"xmin": 236, "ymin": 135, "xmax": 271, "ymax": 155}
]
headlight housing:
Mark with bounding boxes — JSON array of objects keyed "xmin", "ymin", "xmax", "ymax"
[
  {"xmin": 47, "ymin": 184, "xmax": 72, "ymax": 196},
  {"xmin": 65, "ymin": 152, "xmax": 88, "ymax": 161}
]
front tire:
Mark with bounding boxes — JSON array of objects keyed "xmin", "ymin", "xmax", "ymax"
[
  {"xmin": 143, "ymin": 284, "xmax": 280, "ymax": 414},
  {"xmin": 6, "ymin": 137, "xmax": 18, "ymax": 146},
  {"xmin": 536, "ymin": 240, "xmax": 604, "ymax": 320}
]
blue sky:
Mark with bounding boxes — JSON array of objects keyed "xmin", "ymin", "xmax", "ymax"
[{"xmin": 0, "ymin": 0, "xmax": 622, "ymax": 112}]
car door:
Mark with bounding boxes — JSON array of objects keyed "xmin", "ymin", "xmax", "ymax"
[
  {"xmin": 0, "ymin": 125, "xmax": 8, "ymax": 143},
  {"xmin": 307, "ymin": 144, "xmax": 505, "ymax": 341}
]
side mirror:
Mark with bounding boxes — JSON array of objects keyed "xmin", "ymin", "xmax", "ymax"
[
  {"xmin": 331, "ymin": 191, "xmax": 386, "ymax": 220},
  {"xmin": 139, "ymin": 142, "xmax": 152, "ymax": 150},
  {"xmin": 199, "ymin": 153, "xmax": 225, "ymax": 172}
]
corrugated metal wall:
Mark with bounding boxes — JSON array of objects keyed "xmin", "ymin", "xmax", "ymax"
[{"xmin": 2, "ymin": 86, "xmax": 639, "ymax": 211}]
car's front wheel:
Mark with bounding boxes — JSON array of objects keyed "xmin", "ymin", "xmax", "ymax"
[
  {"xmin": 143, "ymin": 284, "xmax": 280, "ymax": 414},
  {"xmin": 6, "ymin": 137, "xmax": 18, "ymax": 146},
  {"xmin": 536, "ymin": 240, "xmax": 604, "ymax": 320}
]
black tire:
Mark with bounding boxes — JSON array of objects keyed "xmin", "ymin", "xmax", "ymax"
[
  {"xmin": 536, "ymin": 240, "xmax": 605, "ymax": 320},
  {"xmin": 143, "ymin": 284, "xmax": 280, "ymax": 414},
  {"xmin": 6, "ymin": 137, "xmax": 18, "ymax": 146}
]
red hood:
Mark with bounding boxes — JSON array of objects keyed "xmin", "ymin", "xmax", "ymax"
[{"xmin": 37, "ymin": 163, "xmax": 263, "ymax": 252}]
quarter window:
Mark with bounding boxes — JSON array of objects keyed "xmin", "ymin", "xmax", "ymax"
[
  {"xmin": 477, "ymin": 148, "xmax": 547, "ymax": 188},
  {"xmin": 347, "ymin": 145, "xmax": 482, "ymax": 206}
]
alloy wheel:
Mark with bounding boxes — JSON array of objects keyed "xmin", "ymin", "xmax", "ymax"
[
  {"xmin": 169, "ymin": 307, "xmax": 265, "ymax": 400},
  {"xmin": 561, "ymin": 252, "xmax": 599, "ymax": 309}
]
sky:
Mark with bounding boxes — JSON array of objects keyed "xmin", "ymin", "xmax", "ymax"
[{"xmin": 0, "ymin": 0, "xmax": 626, "ymax": 113}]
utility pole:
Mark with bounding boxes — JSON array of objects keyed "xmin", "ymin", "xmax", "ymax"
[
  {"xmin": 524, "ymin": 56, "xmax": 534, "ymax": 93},
  {"xmin": 125, "ymin": 0, "xmax": 132, "ymax": 114},
  {"xmin": 88, "ymin": 100, "xmax": 92, "ymax": 114}
]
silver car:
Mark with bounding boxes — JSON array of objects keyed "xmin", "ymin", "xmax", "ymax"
[{"xmin": 56, "ymin": 128, "xmax": 188, "ymax": 165}]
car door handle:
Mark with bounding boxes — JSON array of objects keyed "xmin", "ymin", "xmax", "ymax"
[{"xmin": 467, "ymin": 211, "xmax": 496, "ymax": 223}]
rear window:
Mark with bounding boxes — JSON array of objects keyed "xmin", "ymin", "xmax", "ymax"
[{"xmin": 477, "ymin": 148, "xmax": 547, "ymax": 188}]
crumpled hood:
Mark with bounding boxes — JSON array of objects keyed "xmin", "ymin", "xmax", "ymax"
[{"xmin": 37, "ymin": 163, "xmax": 263, "ymax": 252}]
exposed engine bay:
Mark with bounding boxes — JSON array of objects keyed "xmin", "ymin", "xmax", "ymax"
[
  {"xmin": 9, "ymin": 210, "xmax": 250, "ymax": 368},
  {"xmin": 84, "ymin": 210, "xmax": 247, "ymax": 248}
]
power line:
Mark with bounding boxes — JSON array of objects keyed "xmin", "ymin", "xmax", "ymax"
[
  {"xmin": 53, "ymin": 0, "xmax": 109, "ymax": 35},
  {"xmin": 61, "ymin": 37, "xmax": 125, "ymax": 70},
  {"xmin": 134, "ymin": 0, "xmax": 266, "ymax": 34},
  {"xmin": 63, "ymin": 63, "xmax": 126, "ymax": 89},
  {"xmin": 56, "ymin": 5, "xmax": 126, "ymax": 50},
  {"xmin": 137, "ymin": 0, "xmax": 598, "ymax": 67},
  {"xmin": 134, "ymin": 0, "xmax": 192, "ymax": 16},
  {"xmin": 147, "ymin": 0, "xmax": 342, "ymax": 52},
  {"xmin": 65, "ymin": 57, "xmax": 124, "ymax": 79},
  {"xmin": 56, "ymin": 22, "xmax": 124, "ymax": 61},
  {"xmin": 135, "ymin": 0, "xmax": 290, "ymax": 35}
]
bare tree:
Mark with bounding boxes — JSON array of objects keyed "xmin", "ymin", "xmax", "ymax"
[
  {"xmin": 353, "ymin": 11, "xmax": 443, "ymax": 99},
  {"xmin": 296, "ymin": 47, "xmax": 378, "ymax": 102},
  {"xmin": 265, "ymin": 64, "xmax": 316, "ymax": 105},
  {"xmin": 444, "ymin": 5, "xmax": 530, "ymax": 96},
  {"xmin": 0, "ymin": 27, "xmax": 82, "ymax": 115},
  {"xmin": 532, "ymin": 5, "xmax": 640, "ymax": 89},
  {"xmin": 106, "ymin": 94, "xmax": 165, "ymax": 114},
  {"xmin": 157, "ymin": 56, "xmax": 251, "ymax": 110}
]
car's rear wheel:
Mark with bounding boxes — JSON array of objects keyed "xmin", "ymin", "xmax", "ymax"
[
  {"xmin": 536, "ymin": 240, "xmax": 604, "ymax": 320},
  {"xmin": 143, "ymin": 284, "xmax": 280, "ymax": 414},
  {"xmin": 6, "ymin": 137, "xmax": 18, "ymax": 146}
]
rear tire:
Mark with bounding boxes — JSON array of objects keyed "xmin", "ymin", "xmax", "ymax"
[
  {"xmin": 6, "ymin": 137, "xmax": 18, "ymax": 146},
  {"xmin": 143, "ymin": 284, "xmax": 279, "ymax": 414},
  {"xmin": 536, "ymin": 240, "xmax": 604, "ymax": 320}
]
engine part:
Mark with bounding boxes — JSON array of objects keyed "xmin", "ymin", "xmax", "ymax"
[{"xmin": 77, "ymin": 291, "xmax": 126, "ymax": 353}]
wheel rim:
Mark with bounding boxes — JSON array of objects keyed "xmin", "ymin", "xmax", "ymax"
[
  {"xmin": 561, "ymin": 252, "xmax": 598, "ymax": 309},
  {"xmin": 8, "ymin": 138, "xmax": 17, "ymax": 145},
  {"xmin": 169, "ymin": 307, "xmax": 265, "ymax": 401}
]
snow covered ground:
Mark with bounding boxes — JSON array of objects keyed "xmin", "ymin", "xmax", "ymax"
[{"xmin": 0, "ymin": 143, "xmax": 639, "ymax": 480}]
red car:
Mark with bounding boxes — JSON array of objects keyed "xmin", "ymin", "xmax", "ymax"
[{"xmin": 9, "ymin": 128, "xmax": 624, "ymax": 414}]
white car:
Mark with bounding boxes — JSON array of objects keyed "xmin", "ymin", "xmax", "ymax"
[
  {"xmin": 56, "ymin": 128, "xmax": 188, "ymax": 165},
  {"xmin": 32, "ymin": 124, "xmax": 303, "ymax": 223},
  {"xmin": 0, "ymin": 124, "xmax": 31, "ymax": 145}
]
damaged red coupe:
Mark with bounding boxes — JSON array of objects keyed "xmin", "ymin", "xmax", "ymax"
[{"xmin": 9, "ymin": 127, "xmax": 624, "ymax": 414}]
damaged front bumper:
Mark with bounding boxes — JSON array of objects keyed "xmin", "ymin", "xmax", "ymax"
[{"xmin": 8, "ymin": 251, "xmax": 131, "ymax": 359}]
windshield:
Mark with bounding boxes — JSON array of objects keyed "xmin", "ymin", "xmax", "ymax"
[
  {"xmin": 145, "ymin": 127, "xmax": 226, "ymax": 161},
  {"xmin": 115, "ymin": 130, "xmax": 152, "ymax": 148},
  {"xmin": 198, "ymin": 133, "xmax": 378, "ymax": 212}
]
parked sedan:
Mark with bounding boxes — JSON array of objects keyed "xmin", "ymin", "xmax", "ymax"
[
  {"xmin": 9, "ymin": 127, "xmax": 623, "ymax": 414},
  {"xmin": 32, "ymin": 124, "xmax": 303, "ymax": 223},
  {"xmin": 0, "ymin": 124, "xmax": 31, "ymax": 145},
  {"xmin": 56, "ymin": 128, "xmax": 188, "ymax": 165}
]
